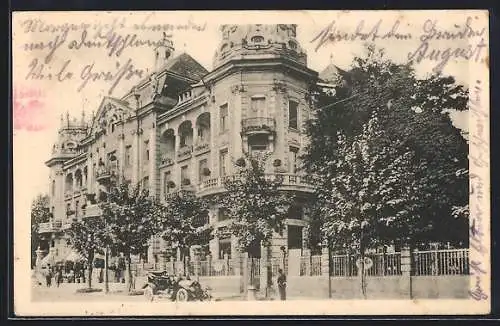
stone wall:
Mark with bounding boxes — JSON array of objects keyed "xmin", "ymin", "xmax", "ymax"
[{"xmin": 286, "ymin": 275, "xmax": 469, "ymax": 299}]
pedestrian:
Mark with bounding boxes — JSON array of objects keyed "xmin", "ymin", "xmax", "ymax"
[
  {"xmin": 56, "ymin": 268, "xmax": 63, "ymax": 287},
  {"xmin": 128, "ymin": 270, "xmax": 136, "ymax": 292},
  {"xmin": 45, "ymin": 265, "xmax": 52, "ymax": 287},
  {"xmin": 277, "ymin": 269, "xmax": 287, "ymax": 300}
]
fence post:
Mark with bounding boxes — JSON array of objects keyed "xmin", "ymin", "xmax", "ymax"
[
  {"xmin": 207, "ymin": 254, "xmax": 212, "ymax": 277},
  {"xmin": 185, "ymin": 256, "xmax": 190, "ymax": 277},
  {"xmin": 260, "ymin": 246, "xmax": 268, "ymax": 294},
  {"xmin": 321, "ymin": 247, "xmax": 330, "ymax": 277},
  {"xmin": 401, "ymin": 245, "xmax": 412, "ymax": 299},
  {"xmin": 242, "ymin": 252, "xmax": 248, "ymax": 294},
  {"xmin": 224, "ymin": 254, "xmax": 230, "ymax": 276}
]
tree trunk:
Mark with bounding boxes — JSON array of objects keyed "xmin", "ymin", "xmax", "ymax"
[
  {"xmin": 265, "ymin": 244, "xmax": 272, "ymax": 299},
  {"xmin": 104, "ymin": 246, "xmax": 109, "ymax": 293},
  {"xmin": 360, "ymin": 228, "xmax": 367, "ymax": 299},
  {"xmin": 87, "ymin": 251, "xmax": 94, "ymax": 289},
  {"xmin": 126, "ymin": 253, "xmax": 133, "ymax": 293}
]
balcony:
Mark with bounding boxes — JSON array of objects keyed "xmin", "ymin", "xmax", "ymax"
[
  {"xmin": 177, "ymin": 145, "xmax": 193, "ymax": 162},
  {"xmin": 38, "ymin": 220, "xmax": 63, "ymax": 233},
  {"xmin": 241, "ymin": 117, "xmax": 276, "ymax": 136},
  {"xmin": 84, "ymin": 204, "xmax": 102, "ymax": 218},
  {"xmin": 64, "ymin": 191, "xmax": 73, "ymax": 200},
  {"xmin": 194, "ymin": 142, "xmax": 210, "ymax": 156},
  {"xmin": 197, "ymin": 173, "xmax": 316, "ymax": 196},
  {"xmin": 96, "ymin": 166, "xmax": 117, "ymax": 184},
  {"xmin": 160, "ymin": 154, "xmax": 174, "ymax": 167}
]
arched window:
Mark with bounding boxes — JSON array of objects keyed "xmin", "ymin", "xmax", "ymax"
[
  {"xmin": 251, "ymin": 35, "xmax": 264, "ymax": 43},
  {"xmin": 51, "ymin": 180, "xmax": 56, "ymax": 196}
]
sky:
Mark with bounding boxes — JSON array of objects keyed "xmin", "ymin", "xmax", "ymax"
[{"xmin": 12, "ymin": 10, "xmax": 487, "ymax": 215}]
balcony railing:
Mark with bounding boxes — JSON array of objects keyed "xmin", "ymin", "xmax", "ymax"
[
  {"xmin": 194, "ymin": 142, "xmax": 210, "ymax": 155},
  {"xmin": 96, "ymin": 166, "xmax": 117, "ymax": 183},
  {"xmin": 198, "ymin": 173, "xmax": 316, "ymax": 195},
  {"xmin": 160, "ymin": 154, "xmax": 174, "ymax": 166},
  {"xmin": 177, "ymin": 145, "xmax": 193, "ymax": 161},
  {"xmin": 241, "ymin": 117, "xmax": 276, "ymax": 135},
  {"xmin": 84, "ymin": 204, "xmax": 102, "ymax": 218},
  {"xmin": 64, "ymin": 191, "xmax": 73, "ymax": 200},
  {"xmin": 38, "ymin": 220, "xmax": 63, "ymax": 233}
]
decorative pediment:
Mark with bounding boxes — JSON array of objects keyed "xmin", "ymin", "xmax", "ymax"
[{"xmin": 90, "ymin": 97, "xmax": 133, "ymax": 136}]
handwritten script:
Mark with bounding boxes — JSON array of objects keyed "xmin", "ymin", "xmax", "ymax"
[
  {"xmin": 19, "ymin": 14, "xmax": 207, "ymax": 95},
  {"xmin": 311, "ymin": 16, "xmax": 487, "ymax": 74},
  {"xmin": 468, "ymin": 79, "xmax": 489, "ymax": 301}
]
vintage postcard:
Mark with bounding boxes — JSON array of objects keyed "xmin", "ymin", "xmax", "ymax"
[{"xmin": 12, "ymin": 10, "xmax": 490, "ymax": 316}]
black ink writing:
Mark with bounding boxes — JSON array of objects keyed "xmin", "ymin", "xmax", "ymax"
[
  {"xmin": 23, "ymin": 30, "xmax": 68, "ymax": 64},
  {"xmin": 311, "ymin": 19, "xmax": 412, "ymax": 52},
  {"xmin": 25, "ymin": 58, "xmax": 73, "ymax": 82},
  {"xmin": 407, "ymin": 39, "xmax": 486, "ymax": 74},
  {"xmin": 78, "ymin": 58, "xmax": 145, "ymax": 95},
  {"xmin": 419, "ymin": 17, "xmax": 486, "ymax": 43},
  {"xmin": 133, "ymin": 13, "xmax": 207, "ymax": 32},
  {"xmin": 408, "ymin": 17, "xmax": 487, "ymax": 73},
  {"xmin": 21, "ymin": 19, "xmax": 91, "ymax": 34},
  {"xmin": 469, "ymin": 276, "xmax": 488, "ymax": 301}
]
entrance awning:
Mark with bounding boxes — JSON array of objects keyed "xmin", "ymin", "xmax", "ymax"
[
  {"xmin": 65, "ymin": 251, "xmax": 86, "ymax": 262},
  {"xmin": 40, "ymin": 253, "xmax": 55, "ymax": 266}
]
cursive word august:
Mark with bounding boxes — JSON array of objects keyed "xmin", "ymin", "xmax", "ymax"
[
  {"xmin": 310, "ymin": 19, "xmax": 412, "ymax": 52},
  {"xmin": 407, "ymin": 17, "xmax": 487, "ymax": 73},
  {"xmin": 407, "ymin": 39, "xmax": 487, "ymax": 74}
]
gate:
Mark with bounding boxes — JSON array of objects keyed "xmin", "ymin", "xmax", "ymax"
[{"xmin": 247, "ymin": 258, "xmax": 260, "ymax": 290}]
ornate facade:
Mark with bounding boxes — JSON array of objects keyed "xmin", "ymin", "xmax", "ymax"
[{"xmin": 39, "ymin": 24, "xmax": 340, "ymax": 265}]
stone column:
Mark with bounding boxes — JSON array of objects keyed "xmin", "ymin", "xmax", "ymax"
[
  {"xmin": 132, "ymin": 129, "xmax": 141, "ymax": 185},
  {"xmin": 118, "ymin": 132, "xmax": 125, "ymax": 182},
  {"xmin": 401, "ymin": 245, "xmax": 412, "ymax": 299},
  {"xmin": 148, "ymin": 126, "xmax": 157, "ymax": 197}
]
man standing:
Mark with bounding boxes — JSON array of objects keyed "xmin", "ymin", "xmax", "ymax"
[
  {"xmin": 277, "ymin": 269, "xmax": 287, "ymax": 300},
  {"xmin": 45, "ymin": 265, "xmax": 52, "ymax": 287}
]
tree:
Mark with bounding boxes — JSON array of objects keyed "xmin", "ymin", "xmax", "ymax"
[
  {"xmin": 66, "ymin": 216, "xmax": 107, "ymax": 290},
  {"xmin": 160, "ymin": 190, "xmax": 213, "ymax": 275},
  {"xmin": 304, "ymin": 45, "xmax": 469, "ymax": 252},
  {"xmin": 99, "ymin": 183, "xmax": 163, "ymax": 292},
  {"xmin": 218, "ymin": 152, "xmax": 294, "ymax": 295},
  {"xmin": 31, "ymin": 194, "xmax": 51, "ymax": 268}
]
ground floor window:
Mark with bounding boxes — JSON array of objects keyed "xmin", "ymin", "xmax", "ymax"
[
  {"xmin": 218, "ymin": 238, "xmax": 231, "ymax": 259},
  {"xmin": 288, "ymin": 225, "xmax": 303, "ymax": 250}
]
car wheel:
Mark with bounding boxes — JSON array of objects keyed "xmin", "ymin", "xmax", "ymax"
[
  {"xmin": 144, "ymin": 285, "xmax": 154, "ymax": 302},
  {"xmin": 176, "ymin": 288, "xmax": 189, "ymax": 302}
]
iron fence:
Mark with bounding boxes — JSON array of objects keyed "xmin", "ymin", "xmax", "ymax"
[{"xmin": 412, "ymin": 248, "xmax": 469, "ymax": 276}]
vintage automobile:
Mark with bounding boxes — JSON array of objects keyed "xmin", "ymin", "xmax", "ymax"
[{"xmin": 142, "ymin": 271, "xmax": 212, "ymax": 302}]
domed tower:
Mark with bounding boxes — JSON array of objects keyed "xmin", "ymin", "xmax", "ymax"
[
  {"xmin": 212, "ymin": 24, "xmax": 307, "ymax": 69},
  {"xmin": 204, "ymin": 24, "xmax": 318, "ymax": 260},
  {"xmin": 45, "ymin": 112, "xmax": 89, "ymax": 224}
]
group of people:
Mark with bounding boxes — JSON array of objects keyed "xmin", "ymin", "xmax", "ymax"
[
  {"xmin": 40, "ymin": 264, "xmax": 83, "ymax": 287},
  {"xmin": 41, "ymin": 264, "xmax": 63, "ymax": 287}
]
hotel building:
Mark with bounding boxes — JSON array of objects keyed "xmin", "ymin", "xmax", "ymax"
[{"xmin": 38, "ymin": 24, "xmax": 340, "ymax": 265}]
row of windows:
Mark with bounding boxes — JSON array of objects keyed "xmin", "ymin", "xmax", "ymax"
[
  {"xmin": 162, "ymin": 145, "xmax": 299, "ymax": 195},
  {"xmin": 219, "ymin": 99, "xmax": 300, "ymax": 130}
]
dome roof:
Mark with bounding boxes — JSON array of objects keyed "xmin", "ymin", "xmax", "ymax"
[{"xmin": 212, "ymin": 24, "xmax": 307, "ymax": 69}]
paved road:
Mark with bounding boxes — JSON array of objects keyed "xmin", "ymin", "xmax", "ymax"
[{"xmin": 32, "ymin": 281, "xmax": 245, "ymax": 302}]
